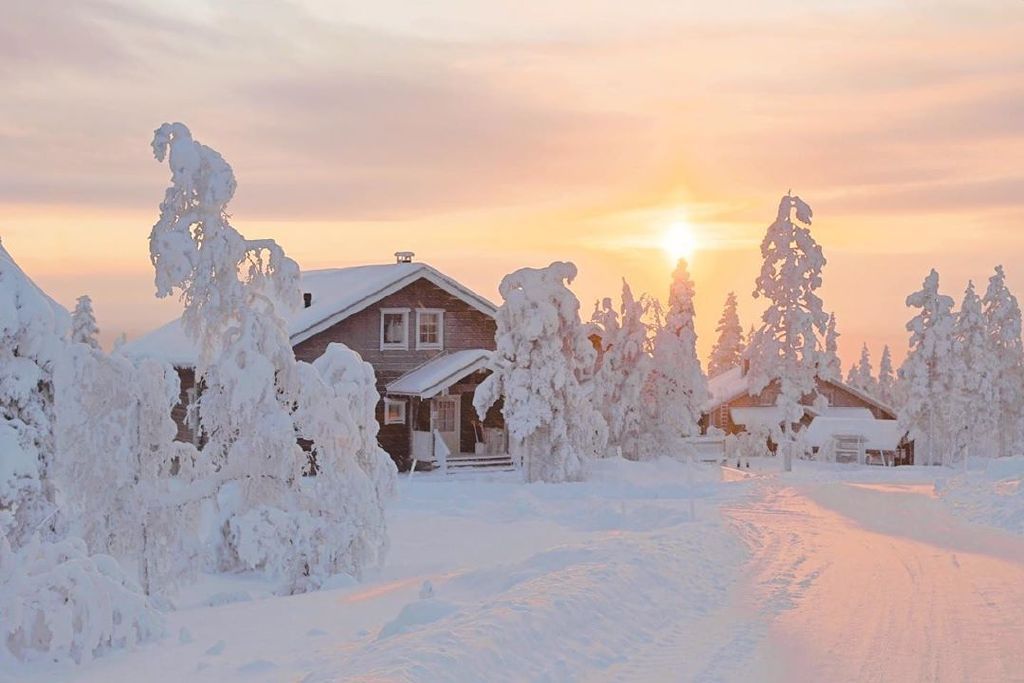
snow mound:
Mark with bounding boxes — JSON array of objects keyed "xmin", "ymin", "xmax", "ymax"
[
  {"xmin": 0, "ymin": 534, "xmax": 164, "ymax": 665},
  {"xmin": 938, "ymin": 457, "xmax": 1024, "ymax": 535},
  {"xmin": 376, "ymin": 598, "xmax": 460, "ymax": 641}
]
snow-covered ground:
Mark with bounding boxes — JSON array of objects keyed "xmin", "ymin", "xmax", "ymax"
[{"xmin": 11, "ymin": 456, "xmax": 1024, "ymax": 683}]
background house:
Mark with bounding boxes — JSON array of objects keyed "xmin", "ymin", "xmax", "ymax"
[
  {"xmin": 123, "ymin": 254, "xmax": 506, "ymax": 470},
  {"xmin": 704, "ymin": 362, "xmax": 913, "ymax": 465}
]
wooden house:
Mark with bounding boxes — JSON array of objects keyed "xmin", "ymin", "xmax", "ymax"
[
  {"xmin": 123, "ymin": 254, "xmax": 506, "ymax": 471},
  {"xmin": 704, "ymin": 362, "xmax": 913, "ymax": 465}
]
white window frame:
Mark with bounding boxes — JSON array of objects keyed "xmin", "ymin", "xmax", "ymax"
[
  {"xmin": 415, "ymin": 308, "xmax": 445, "ymax": 351},
  {"xmin": 380, "ymin": 308, "xmax": 410, "ymax": 351},
  {"xmin": 384, "ymin": 398, "xmax": 406, "ymax": 425}
]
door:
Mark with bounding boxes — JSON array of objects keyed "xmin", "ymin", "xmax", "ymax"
[{"xmin": 434, "ymin": 396, "xmax": 461, "ymax": 455}]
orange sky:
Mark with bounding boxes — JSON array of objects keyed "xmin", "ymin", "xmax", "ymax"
[{"xmin": 2, "ymin": 0, "xmax": 1023, "ymax": 369}]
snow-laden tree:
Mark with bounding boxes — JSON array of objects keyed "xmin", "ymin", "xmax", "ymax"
[
  {"xmin": 591, "ymin": 280, "xmax": 651, "ymax": 459},
  {"xmin": 951, "ymin": 281, "xmax": 992, "ymax": 464},
  {"xmin": 899, "ymin": 269, "xmax": 957, "ymax": 466},
  {"xmin": 638, "ymin": 258, "xmax": 708, "ymax": 459},
  {"xmin": 70, "ymin": 295, "xmax": 100, "ymax": 350},
  {"xmin": 982, "ymin": 265, "xmax": 1024, "ymax": 458},
  {"xmin": 475, "ymin": 261, "xmax": 607, "ymax": 482},
  {"xmin": 0, "ymin": 240, "xmax": 68, "ymax": 548},
  {"xmin": 820, "ymin": 313, "xmax": 841, "ymax": 380},
  {"xmin": 747, "ymin": 195, "xmax": 828, "ymax": 471},
  {"xmin": 148, "ymin": 123, "xmax": 394, "ymax": 588},
  {"xmin": 877, "ymin": 345, "xmax": 896, "ymax": 406},
  {"xmin": 708, "ymin": 291, "xmax": 744, "ymax": 378},
  {"xmin": 848, "ymin": 344, "xmax": 877, "ymax": 396}
]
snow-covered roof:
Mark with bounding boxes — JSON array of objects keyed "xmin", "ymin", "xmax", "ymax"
[
  {"xmin": 705, "ymin": 365, "xmax": 896, "ymax": 419},
  {"xmin": 806, "ymin": 406, "xmax": 874, "ymax": 420},
  {"xmin": 122, "ymin": 262, "xmax": 497, "ymax": 367},
  {"xmin": 804, "ymin": 417, "xmax": 904, "ymax": 452},
  {"xmin": 729, "ymin": 406, "xmax": 786, "ymax": 430},
  {"xmin": 386, "ymin": 349, "xmax": 492, "ymax": 399}
]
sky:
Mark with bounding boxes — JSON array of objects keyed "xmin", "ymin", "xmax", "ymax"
[{"xmin": 2, "ymin": 0, "xmax": 1023, "ymax": 368}]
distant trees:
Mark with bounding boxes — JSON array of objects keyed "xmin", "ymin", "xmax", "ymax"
[
  {"xmin": 708, "ymin": 291, "xmax": 744, "ymax": 378},
  {"xmin": 747, "ymin": 194, "xmax": 828, "ymax": 471},
  {"xmin": 848, "ymin": 344, "xmax": 877, "ymax": 397},
  {"xmin": 70, "ymin": 295, "xmax": 100, "ymax": 350},
  {"xmin": 821, "ymin": 313, "xmax": 841, "ymax": 381},
  {"xmin": 877, "ymin": 345, "xmax": 895, "ymax": 406},
  {"xmin": 475, "ymin": 261, "xmax": 607, "ymax": 482}
]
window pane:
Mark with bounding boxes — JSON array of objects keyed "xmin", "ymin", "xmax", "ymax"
[
  {"xmin": 419, "ymin": 312, "xmax": 440, "ymax": 345},
  {"xmin": 383, "ymin": 313, "xmax": 405, "ymax": 344}
]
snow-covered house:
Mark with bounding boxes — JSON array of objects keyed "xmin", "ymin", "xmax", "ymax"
[
  {"xmin": 704, "ymin": 362, "xmax": 913, "ymax": 464},
  {"xmin": 123, "ymin": 255, "xmax": 505, "ymax": 470}
]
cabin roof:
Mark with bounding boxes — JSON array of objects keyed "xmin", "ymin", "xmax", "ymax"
[
  {"xmin": 385, "ymin": 349, "xmax": 492, "ymax": 399},
  {"xmin": 122, "ymin": 262, "xmax": 497, "ymax": 366},
  {"xmin": 804, "ymin": 416, "xmax": 904, "ymax": 451},
  {"xmin": 705, "ymin": 364, "xmax": 897, "ymax": 419}
]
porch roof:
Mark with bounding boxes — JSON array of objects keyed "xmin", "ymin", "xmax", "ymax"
[
  {"xmin": 386, "ymin": 349, "xmax": 492, "ymax": 399},
  {"xmin": 804, "ymin": 417, "xmax": 904, "ymax": 452}
]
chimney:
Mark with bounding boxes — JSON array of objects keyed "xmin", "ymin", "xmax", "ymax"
[
  {"xmin": 395, "ymin": 251, "xmax": 415, "ymax": 264},
  {"xmin": 303, "ymin": 292, "xmax": 312, "ymax": 308}
]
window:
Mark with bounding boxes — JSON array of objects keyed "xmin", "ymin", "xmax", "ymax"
[
  {"xmin": 416, "ymin": 309, "xmax": 444, "ymax": 350},
  {"xmin": 384, "ymin": 398, "xmax": 406, "ymax": 425},
  {"xmin": 380, "ymin": 309, "xmax": 409, "ymax": 350}
]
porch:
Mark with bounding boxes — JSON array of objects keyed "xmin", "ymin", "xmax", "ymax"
[{"xmin": 385, "ymin": 349, "xmax": 512, "ymax": 472}]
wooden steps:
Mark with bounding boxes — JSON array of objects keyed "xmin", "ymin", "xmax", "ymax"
[{"xmin": 444, "ymin": 452, "xmax": 515, "ymax": 472}]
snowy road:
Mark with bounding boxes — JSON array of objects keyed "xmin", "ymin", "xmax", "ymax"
[{"xmin": 609, "ymin": 476, "xmax": 1024, "ymax": 682}]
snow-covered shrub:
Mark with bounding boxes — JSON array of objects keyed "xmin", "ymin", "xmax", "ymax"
[
  {"xmin": 0, "ymin": 240, "xmax": 68, "ymax": 547},
  {"xmin": 747, "ymin": 195, "xmax": 828, "ymax": 471},
  {"xmin": 475, "ymin": 262, "xmax": 607, "ymax": 482},
  {"xmin": 638, "ymin": 258, "xmax": 708, "ymax": 460},
  {"xmin": 591, "ymin": 281, "xmax": 651, "ymax": 460},
  {"xmin": 0, "ymin": 533, "xmax": 163, "ymax": 665}
]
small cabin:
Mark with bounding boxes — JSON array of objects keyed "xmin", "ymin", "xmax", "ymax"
[{"xmin": 704, "ymin": 362, "xmax": 913, "ymax": 465}]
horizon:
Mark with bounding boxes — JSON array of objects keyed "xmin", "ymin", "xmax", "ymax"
[{"xmin": 3, "ymin": 0, "xmax": 1023, "ymax": 368}]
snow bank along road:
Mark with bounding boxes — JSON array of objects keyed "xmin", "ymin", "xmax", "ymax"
[{"xmin": 13, "ymin": 461, "xmax": 1024, "ymax": 682}]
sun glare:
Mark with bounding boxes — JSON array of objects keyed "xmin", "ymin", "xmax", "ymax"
[{"xmin": 661, "ymin": 221, "xmax": 698, "ymax": 263}]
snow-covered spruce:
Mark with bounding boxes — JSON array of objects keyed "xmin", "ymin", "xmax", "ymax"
[
  {"xmin": 148, "ymin": 123, "xmax": 394, "ymax": 590},
  {"xmin": 899, "ymin": 269, "xmax": 957, "ymax": 466},
  {"xmin": 0, "ymin": 533, "xmax": 163, "ymax": 665},
  {"xmin": 591, "ymin": 280, "xmax": 651, "ymax": 460},
  {"xmin": 848, "ymin": 343, "xmax": 877, "ymax": 397},
  {"xmin": 708, "ymin": 291, "xmax": 744, "ymax": 378},
  {"xmin": 69, "ymin": 295, "xmax": 100, "ymax": 350},
  {"xmin": 638, "ymin": 258, "xmax": 708, "ymax": 460},
  {"xmin": 475, "ymin": 261, "xmax": 607, "ymax": 482},
  {"xmin": 951, "ymin": 281, "xmax": 991, "ymax": 464},
  {"xmin": 747, "ymin": 195, "xmax": 828, "ymax": 471},
  {"xmin": 982, "ymin": 265, "xmax": 1024, "ymax": 459},
  {"xmin": 820, "ymin": 312, "xmax": 841, "ymax": 381},
  {"xmin": 877, "ymin": 345, "xmax": 896, "ymax": 407}
]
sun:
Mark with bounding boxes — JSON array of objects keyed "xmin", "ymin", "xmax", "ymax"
[{"xmin": 661, "ymin": 221, "xmax": 698, "ymax": 263}]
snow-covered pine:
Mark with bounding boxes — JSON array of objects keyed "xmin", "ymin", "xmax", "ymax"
[
  {"xmin": 638, "ymin": 258, "xmax": 708, "ymax": 460},
  {"xmin": 474, "ymin": 261, "xmax": 608, "ymax": 482},
  {"xmin": 877, "ymin": 345, "xmax": 896, "ymax": 406},
  {"xmin": 708, "ymin": 291, "xmax": 744, "ymax": 378},
  {"xmin": 899, "ymin": 269, "xmax": 957, "ymax": 466},
  {"xmin": 951, "ymin": 281, "xmax": 991, "ymax": 464},
  {"xmin": 591, "ymin": 280, "xmax": 651, "ymax": 459},
  {"xmin": 0, "ymin": 240, "xmax": 68, "ymax": 548},
  {"xmin": 747, "ymin": 195, "xmax": 828, "ymax": 471},
  {"xmin": 70, "ymin": 295, "xmax": 100, "ymax": 350},
  {"xmin": 849, "ymin": 344, "xmax": 877, "ymax": 396},
  {"xmin": 820, "ymin": 313, "xmax": 841, "ymax": 381},
  {"xmin": 148, "ymin": 123, "xmax": 393, "ymax": 589},
  {"xmin": 982, "ymin": 265, "xmax": 1024, "ymax": 458}
]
